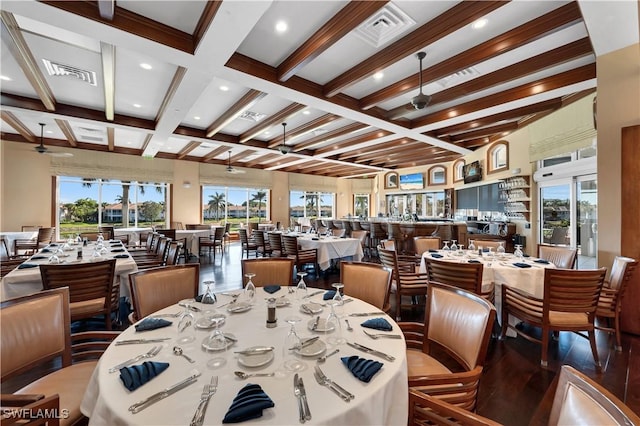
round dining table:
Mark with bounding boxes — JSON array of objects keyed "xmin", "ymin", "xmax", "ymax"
[{"xmin": 81, "ymin": 287, "xmax": 408, "ymax": 425}]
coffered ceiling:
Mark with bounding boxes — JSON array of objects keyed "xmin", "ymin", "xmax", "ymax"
[{"xmin": 0, "ymin": 1, "xmax": 637, "ymax": 178}]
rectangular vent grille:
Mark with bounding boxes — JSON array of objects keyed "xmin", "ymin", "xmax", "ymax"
[
  {"xmin": 436, "ymin": 67, "xmax": 481, "ymax": 88},
  {"xmin": 353, "ymin": 3, "xmax": 416, "ymax": 48},
  {"xmin": 81, "ymin": 135, "xmax": 104, "ymax": 142},
  {"xmin": 42, "ymin": 59, "xmax": 97, "ymax": 86},
  {"xmin": 238, "ymin": 111, "xmax": 266, "ymax": 122}
]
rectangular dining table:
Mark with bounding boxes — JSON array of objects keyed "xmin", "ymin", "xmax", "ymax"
[
  {"xmin": 0, "ymin": 230, "xmax": 38, "ymax": 255},
  {"xmin": 81, "ymin": 287, "xmax": 408, "ymax": 425},
  {"xmin": 297, "ymin": 235, "xmax": 364, "ymax": 271}
]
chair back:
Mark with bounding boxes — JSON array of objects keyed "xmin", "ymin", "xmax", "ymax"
[
  {"xmin": 1, "ymin": 238, "xmax": 11, "ymax": 261},
  {"xmin": 156, "ymin": 228, "xmax": 177, "ymax": 239},
  {"xmin": 544, "ymin": 267, "xmax": 607, "ymax": 317},
  {"xmin": 608, "ymin": 256, "xmax": 638, "ymax": 293},
  {"xmin": 165, "ymin": 241, "xmax": 181, "ymax": 266},
  {"xmin": 380, "ymin": 239, "xmax": 396, "ymax": 251},
  {"xmin": 472, "ymin": 239, "xmax": 504, "ymax": 251},
  {"xmin": 155, "ymin": 236, "xmax": 172, "ymax": 262},
  {"xmin": 425, "ymin": 283, "xmax": 496, "ymax": 372},
  {"xmin": 239, "ymin": 228, "xmax": 250, "ymax": 244},
  {"xmin": 268, "ymin": 232, "xmax": 283, "ymax": 256},
  {"xmin": 538, "ymin": 244, "xmax": 578, "ymax": 269},
  {"xmin": 247, "ymin": 222, "xmax": 259, "ymax": 236},
  {"xmin": 425, "ymin": 257, "xmax": 484, "ymax": 296},
  {"xmin": 213, "ymin": 226, "xmax": 225, "ymax": 242},
  {"xmin": 413, "ymin": 236, "xmax": 441, "ymax": 255},
  {"xmin": 350, "ymin": 230, "xmax": 368, "ymax": 249},
  {"xmin": 340, "ymin": 261, "xmax": 391, "ymax": 312},
  {"xmin": 331, "ymin": 228, "xmax": 346, "ymax": 238},
  {"xmin": 241, "ymin": 258, "xmax": 294, "ymax": 287},
  {"xmin": 80, "ymin": 232, "xmax": 101, "ymax": 241},
  {"xmin": 282, "ymin": 235, "xmax": 300, "ymax": 256},
  {"xmin": 37, "ymin": 227, "xmax": 55, "ymax": 244},
  {"xmin": 170, "ymin": 221, "xmax": 184, "ymax": 230},
  {"xmin": 98, "ymin": 226, "xmax": 115, "ymax": 239},
  {"xmin": 253, "ymin": 230, "xmax": 267, "ymax": 250},
  {"xmin": 1, "ymin": 288, "xmax": 72, "ymax": 381},
  {"xmin": 186, "ymin": 224, "xmax": 209, "ymax": 230},
  {"xmin": 549, "ymin": 365, "xmax": 640, "ymax": 425},
  {"xmin": 21, "ymin": 225, "xmax": 42, "ymax": 232},
  {"xmin": 129, "ymin": 264, "xmax": 200, "ymax": 319}
]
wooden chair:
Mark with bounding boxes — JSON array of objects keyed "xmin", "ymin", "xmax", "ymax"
[
  {"xmin": 239, "ymin": 228, "xmax": 258, "ymax": 258},
  {"xmin": 185, "ymin": 224, "xmax": 209, "ymax": 230},
  {"xmin": 268, "ymin": 232, "xmax": 284, "ymax": 257},
  {"xmin": 1, "ymin": 394, "xmax": 61, "ymax": 426},
  {"xmin": 1, "ymin": 238, "xmax": 28, "ymax": 277},
  {"xmin": 79, "ymin": 232, "xmax": 101, "ymax": 241},
  {"xmin": 156, "ymin": 228, "xmax": 187, "ymax": 259},
  {"xmin": 408, "ymin": 390, "xmax": 503, "ymax": 426},
  {"xmin": 170, "ymin": 221, "xmax": 184, "ymax": 230},
  {"xmin": 380, "ymin": 239, "xmax": 396, "ymax": 251},
  {"xmin": 21, "ymin": 225, "xmax": 42, "ymax": 232},
  {"xmin": 223, "ymin": 222, "xmax": 232, "ymax": 246},
  {"xmin": 129, "ymin": 264, "xmax": 199, "ymax": 321},
  {"xmin": 98, "ymin": 226, "xmax": 115, "ymax": 239},
  {"xmin": 282, "ymin": 235, "xmax": 318, "ymax": 276},
  {"xmin": 1, "ymin": 288, "xmax": 118, "ymax": 426},
  {"xmin": 378, "ymin": 247, "xmax": 428, "ymax": 321},
  {"xmin": 413, "ymin": 236, "xmax": 441, "ymax": 256},
  {"xmin": 14, "ymin": 227, "xmax": 54, "ymax": 255},
  {"xmin": 399, "ymin": 282, "xmax": 496, "ymax": 412},
  {"xmin": 537, "ymin": 244, "xmax": 578, "ymax": 269},
  {"xmin": 340, "ymin": 261, "xmax": 392, "ymax": 313},
  {"xmin": 424, "ymin": 256, "xmax": 494, "ymax": 303},
  {"xmin": 331, "ymin": 228, "xmax": 346, "ymax": 238},
  {"xmin": 472, "ymin": 239, "xmax": 505, "ymax": 251},
  {"xmin": 253, "ymin": 230, "xmax": 271, "ymax": 257},
  {"xmin": 134, "ymin": 236, "xmax": 172, "ymax": 269},
  {"xmin": 164, "ymin": 241, "xmax": 182, "ymax": 266},
  {"xmin": 199, "ymin": 226, "xmax": 224, "ymax": 259},
  {"xmin": 247, "ymin": 222, "xmax": 258, "ymax": 237},
  {"xmin": 241, "ymin": 258, "xmax": 295, "ymax": 287},
  {"xmin": 350, "ymin": 229, "xmax": 369, "ymax": 257},
  {"xmin": 500, "ymin": 267, "xmax": 607, "ymax": 371},
  {"xmin": 595, "ymin": 256, "xmax": 638, "ymax": 351},
  {"xmin": 547, "ymin": 365, "xmax": 640, "ymax": 425},
  {"xmin": 39, "ymin": 258, "xmax": 117, "ymax": 330}
]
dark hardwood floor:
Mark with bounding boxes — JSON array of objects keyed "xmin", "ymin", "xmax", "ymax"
[{"xmin": 3, "ymin": 241, "xmax": 639, "ymax": 425}]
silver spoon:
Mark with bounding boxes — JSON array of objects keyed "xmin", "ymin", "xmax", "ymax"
[
  {"xmin": 317, "ymin": 348, "xmax": 339, "ymax": 363},
  {"xmin": 173, "ymin": 346, "xmax": 195, "ymax": 363},
  {"xmin": 345, "ymin": 319, "xmax": 353, "ymax": 331},
  {"xmin": 234, "ymin": 371, "xmax": 275, "ymax": 379}
]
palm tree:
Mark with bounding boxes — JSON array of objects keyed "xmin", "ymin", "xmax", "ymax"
[
  {"xmin": 251, "ymin": 190, "xmax": 267, "ymax": 222},
  {"xmin": 207, "ymin": 192, "xmax": 226, "ymax": 220},
  {"xmin": 302, "ymin": 192, "xmax": 320, "ymax": 218}
]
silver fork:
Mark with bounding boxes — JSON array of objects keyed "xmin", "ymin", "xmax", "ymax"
[
  {"xmin": 362, "ymin": 329, "xmax": 402, "ymax": 340},
  {"xmin": 314, "ymin": 366, "xmax": 354, "ymax": 401},
  {"xmin": 109, "ymin": 345, "xmax": 162, "ymax": 373},
  {"xmin": 190, "ymin": 376, "xmax": 217, "ymax": 426},
  {"xmin": 151, "ymin": 312, "xmax": 181, "ymax": 318}
]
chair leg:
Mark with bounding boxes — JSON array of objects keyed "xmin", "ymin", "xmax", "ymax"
[
  {"xmin": 588, "ymin": 330, "xmax": 602, "ymax": 372},
  {"xmin": 541, "ymin": 331, "xmax": 549, "ymax": 367},
  {"xmin": 614, "ymin": 315, "xmax": 622, "ymax": 352}
]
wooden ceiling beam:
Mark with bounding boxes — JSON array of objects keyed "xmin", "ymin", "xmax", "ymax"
[
  {"xmin": 448, "ymin": 122, "xmax": 519, "ymax": 142},
  {"xmin": 268, "ymin": 113, "xmax": 341, "ymax": 148},
  {"xmin": 277, "ymin": 1, "xmax": 389, "ymax": 81},
  {"xmin": 229, "ymin": 149, "xmax": 256, "ymax": 163},
  {"xmin": 340, "ymin": 139, "xmax": 419, "ymax": 161},
  {"xmin": 206, "ymin": 89, "xmax": 267, "ymax": 138},
  {"xmin": 54, "ymin": 119, "xmax": 78, "ymax": 147},
  {"xmin": 351, "ymin": 142, "xmax": 429, "ymax": 163},
  {"xmin": 107, "ymin": 127, "xmax": 115, "ymax": 151},
  {"xmin": 203, "ymin": 146, "xmax": 231, "ymax": 162},
  {"xmin": 155, "ymin": 67, "xmax": 187, "ymax": 123},
  {"xmin": 140, "ymin": 134, "xmax": 152, "ymax": 152},
  {"xmin": 239, "ymin": 103, "xmax": 306, "ymax": 143},
  {"xmin": 243, "ymin": 152, "xmax": 280, "ymax": 167},
  {"xmin": 362, "ymin": 2, "xmax": 584, "ymax": 110},
  {"xmin": 379, "ymin": 153, "xmax": 460, "ymax": 168},
  {"xmin": 323, "ymin": 1, "xmax": 506, "ymax": 97},
  {"xmin": 1, "ymin": 111, "xmax": 36, "ymax": 142},
  {"xmin": 293, "ymin": 123, "xmax": 369, "ymax": 152},
  {"xmin": 193, "ymin": 1, "xmax": 222, "ymax": 50},
  {"xmin": 314, "ymin": 129, "xmax": 393, "ymax": 155},
  {"xmin": 177, "ymin": 141, "xmax": 201, "ymax": 159}
]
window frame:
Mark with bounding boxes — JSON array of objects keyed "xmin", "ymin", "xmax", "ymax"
[
  {"xmin": 453, "ymin": 159, "xmax": 465, "ymax": 183},
  {"xmin": 486, "ymin": 140, "xmax": 509, "ymax": 175},
  {"xmin": 428, "ymin": 165, "xmax": 447, "ymax": 186}
]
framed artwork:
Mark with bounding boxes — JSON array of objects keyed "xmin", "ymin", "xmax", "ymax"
[{"xmin": 384, "ymin": 172, "xmax": 399, "ymax": 189}]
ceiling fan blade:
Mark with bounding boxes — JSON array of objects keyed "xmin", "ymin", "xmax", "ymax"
[{"xmin": 47, "ymin": 151, "xmax": 74, "ymax": 158}]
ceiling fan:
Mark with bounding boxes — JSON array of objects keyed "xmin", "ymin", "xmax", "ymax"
[
  {"xmin": 410, "ymin": 51, "xmax": 431, "ymax": 110},
  {"xmin": 278, "ymin": 122, "xmax": 292, "ymax": 154},
  {"xmin": 225, "ymin": 150, "xmax": 245, "ymax": 174},
  {"xmin": 34, "ymin": 123, "xmax": 73, "ymax": 157}
]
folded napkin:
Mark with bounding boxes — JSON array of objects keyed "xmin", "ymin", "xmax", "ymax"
[
  {"xmin": 428, "ymin": 249, "xmax": 438, "ymax": 253},
  {"xmin": 110, "ymin": 242, "xmax": 123, "ymax": 245},
  {"xmin": 114, "ymin": 254, "xmax": 130, "ymax": 259},
  {"xmin": 48, "ymin": 243, "xmax": 58, "ymax": 247},
  {"xmin": 323, "ymin": 290, "xmax": 336, "ymax": 300},
  {"xmin": 41, "ymin": 248, "xmax": 51, "ymax": 253},
  {"xmin": 361, "ymin": 317, "xmax": 393, "ymax": 331},
  {"xmin": 523, "ymin": 254, "xmax": 530, "ymax": 258},
  {"xmin": 341, "ymin": 356, "xmax": 383, "ymax": 383},
  {"xmin": 17, "ymin": 263, "xmax": 38, "ymax": 269},
  {"xmin": 430, "ymin": 253, "xmax": 443, "ymax": 258},
  {"xmin": 111, "ymin": 248, "xmax": 125, "ymax": 253},
  {"xmin": 512, "ymin": 262, "xmax": 532, "ymax": 268},
  {"xmin": 31, "ymin": 256, "xmax": 47, "ymax": 260},
  {"xmin": 119, "ymin": 361, "xmax": 169, "ymax": 391},
  {"xmin": 263, "ymin": 285, "xmax": 281, "ymax": 294},
  {"xmin": 135, "ymin": 317, "xmax": 172, "ymax": 332},
  {"xmin": 534, "ymin": 259, "xmax": 550, "ymax": 264},
  {"xmin": 311, "ymin": 237, "xmax": 319, "ymax": 241},
  {"xmin": 467, "ymin": 259, "xmax": 481, "ymax": 264},
  {"xmin": 222, "ymin": 383, "xmax": 275, "ymax": 423}
]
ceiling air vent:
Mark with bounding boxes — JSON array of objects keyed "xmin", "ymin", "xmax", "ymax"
[
  {"xmin": 353, "ymin": 3, "xmax": 416, "ymax": 48},
  {"xmin": 42, "ymin": 59, "xmax": 98, "ymax": 86},
  {"xmin": 238, "ymin": 111, "xmax": 266, "ymax": 122},
  {"xmin": 436, "ymin": 67, "xmax": 481, "ymax": 88},
  {"xmin": 81, "ymin": 135, "xmax": 104, "ymax": 142}
]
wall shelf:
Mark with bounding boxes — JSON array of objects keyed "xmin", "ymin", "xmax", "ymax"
[{"xmin": 499, "ymin": 175, "xmax": 530, "ymax": 221}]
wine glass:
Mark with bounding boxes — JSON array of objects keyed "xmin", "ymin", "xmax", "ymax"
[
  {"xmin": 243, "ymin": 273, "xmax": 256, "ymax": 304},
  {"xmin": 497, "ymin": 242, "xmax": 506, "ymax": 257},
  {"xmin": 442, "ymin": 241, "xmax": 450, "ymax": 251},
  {"xmin": 468, "ymin": 239, "xmax": 476, "ymax": 252},
  {"xmin": 450, "ymin": 240, "xmax": 458, "ymax": 251},
  {"xmin": 176, "ymin": 298, "xmax": 196, "ymax": 344},
  {"xmin": 514, "ymin": 244, "xmax": 524, "ymax": 260},
  {"xmin": 203, "ymin": 314, "xmax": 228, "ymax": 369},
  {"xmin": 201, "ymin": 280, "xmax": 217, "ymax": 305},
  {"xmin": 283, "ymin": 316, "xmax": 305, "ymax": 372},
  {"xmin": 296, "ymin": 272, "xmax": 308, "ymax": 302}
]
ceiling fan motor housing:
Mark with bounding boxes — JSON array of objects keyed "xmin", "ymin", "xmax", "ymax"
[{"xmin": 412, "ymin": 93, "xmax": 431, "ymax": 110}]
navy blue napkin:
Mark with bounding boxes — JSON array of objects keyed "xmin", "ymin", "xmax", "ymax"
[
  {"xmin": 534, "ymin": 259, "xmax": 550, "ymax": 264},
  {"xmin": 119, "ymin": 361, "xmax": 169, "ymax": 391},
  {"xmin": 512, "ymin": 262, "xmax": 532, "ymax": 268},
  {"xmin": 110, "ymin": 242, "xmax": 123, "ymax": 246},
  {"xmin": 341, "ymin": 356, "xmax": 383, "ymax": 383},
  {"xmin": 523, "ymin": 253, "xmax": 530, "ymax": 258},
  {"xmin": 263, "ymin": 285, "xmax": 281, "ymax": 294},
  {"xmin": 323, "ymin": 290, "xmax": 336, "ymax": 300},
  {"xmin": 135, "ymin": 317, "xmax": 172, "ymax": 332},
  {"xmin": 31, "ymin": 256, "xmax": 47, "ymax": 260},
  {"xmin": 430, "ymin": 253, "xmax": 443, "ymax": 258},
  {"xmin": 41, "ymin": 248, "xmax": 51, "ymax": 253},
  {"xmin": 467, "ymin": 259, "xmax": 481, "ymax": 264},
  {"xmin": 361, "ymin": 317, "xmax": 393, "ymax": 331},
  {"xmin": 311, "ymin": 237, "xmax": 319, "ymax": 241},
  {"xmin": 111, "ymin": 248, "xmax": 125, "ymax": 253},
  {"xmin": 48, "ymin": 243, "xmax": 58, "ymax": 247},
  {"xmin": 114, "ymin": 254, "xmax": 129, "ymax": 259},
  {"xmin": 428, "ymin": 249, "xmax": 438, "ymax": 253},
  {"xmin": 17, "ymin": 263, "xmax": 38, "ymax": 269},
  {"xmin": 222, "ymin": 384, "xmax": 275, "ymax": 423}
]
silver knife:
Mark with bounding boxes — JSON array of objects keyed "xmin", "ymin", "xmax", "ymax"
[
  {"xmin": 298, "ymin": 376, "xmax": 312, "ymax": 421},
  {"xmin": 348, "ymin": 312, "xmax": 384, "ymax": 317},
  {"xmin": 115, "ymin": 338, "xmax": 171, "ymax": 345},
  {"xmin": 129, "ymin": 370, "xmax": 201, "ymax": 414},
  {"xmin": 304, "ymin": 290, "xmax": 324, "ymax": 298},
  {"xmin": 311, "ymin": 315, "xmax": 320, "ymax": 331},
  {"xmin": 233, "ymin": 346, "xmax": 274, "ymax": 355},
  {"xmin": 289, "ymin": 336, "xmax": 319, "ymax": 350},
  {"xmin": 294, "ymin": 374, "xmax": 305, "ymax": 424},
  {"xmin": 347, "ymin": 342, "xmax": 395, "ymax": 362}
]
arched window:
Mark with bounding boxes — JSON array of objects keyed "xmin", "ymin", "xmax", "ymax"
[
  {"xmin": 486, "ymin": 141, "xmax": 509, "ymax": 174},
  {"xmin": 384, "ymin": 172, "xmax": 399, "ymax": 189},
  {"xmin": 428, "ymin": 165, "xmax": 447, "ymax": 186},
  {"xmin": 453, "ymin": 159, "xmax": 465, "ymax": 183}
]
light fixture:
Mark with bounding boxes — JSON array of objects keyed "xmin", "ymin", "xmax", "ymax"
[
  {"xmin": 278, "ymin": 122, "xmax": 292, "ymax": 154},
  {"xmin": 0, "ymin": 75, "xmax": 11, "ymax": 81},
  {"xmin": 140, "ymin": 63, "xmax": 152, "ymax": 70},
  {"xmin": 275, "ymin": 20, "xmax": 288, "ymax": 33},
  {"xmin": 373, "ymin": 71, "xmax": 384, "ymax": 80},
  {"xmin": 472, "ymin": 18, "xmax": 487, "ymax": 29},
  {"xmin": 182, "ymin": 181, "xmax": 192, "ymax": 189},
  {"xmin": 219, "ymin": 85, "xmax": 229, "ymax": 91}
]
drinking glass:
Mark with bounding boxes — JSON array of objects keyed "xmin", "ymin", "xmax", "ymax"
[
  {"xmin": 497, "ymin": 242, "xmax": 506, "ymax": 257},
  {"xmin": 201, "ymin": 280, "xmax": 217, "ymax": 305},
  {"xmin": 514, "ymin": 244, "xmax": 524, "ymax": 260},
  {"xmin": 283, "ymin": 316, "xmax": 305, "ymax": 372},
  {"xmin": 296, "ymin": 272, "xmax": 308, "ymax": 302},
  {"xmin": 442, "ymin": 241, "xmax": 450, "ymax": 251},
  {"xmin": 176, "ymin": 298, "xmax": 196, "ymax": 344},
  {"xmin": 203, "ymin": 315, "xmax": 227, "ymax": 369},
  {"xmin": 243, "ymin": 273, "xmax": 256, "ymax": 304},
  {"xmin": 450, "ymin": 240, "xmax": 458, "ymax": 251},
  {"xmin": 468, "ymin": 240, "xmax": 476, "ymax": 252}
]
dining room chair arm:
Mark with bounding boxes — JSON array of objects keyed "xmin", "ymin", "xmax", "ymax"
[
  {"xmin": 409, "ymin": 388, "xmax": 503, "ymax": 426},
  {"xmin": 408, "ymin": 366, "xmax": 485, "ymax": 410}
]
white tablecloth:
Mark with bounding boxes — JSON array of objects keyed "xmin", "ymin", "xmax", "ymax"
[
  {"xmin": 114, "ymin": 228, "xmax": 153, "ymax": 245},
  {"xmin": 0, "ymin": 242, "xmax": 138, "ymax": 301},
  {"xmin": 0, "ymin": 231, "xmax": 38, "ymax": 255},
  {"xmin": 176, "ymin": 229, "xmax": 211, "ymax": 255},
  {"xmin": 298, "ymin": 236, "xmax": 363, "ymax": 271},
  {"xmin": 81, "ymin": 288, "xmax": 408, "ymax": 425}
]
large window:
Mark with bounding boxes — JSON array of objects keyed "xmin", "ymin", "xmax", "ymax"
[
  {"xmin": 386, "ymin": 191, "xmax": 445, "ymax": 219},
  {"xmin": 58, "ymin": 176, "xmax": 167, "ymax": 238},
  {"xmin": 353, "ymin": 194, "xmax": 369, "ymax": 218},
  {"xmin": 290, "ymin": 191, "xmax": 335, "ymax": 224},
  {"xmin": 203, "ymin": 186, "xmax": 270, "ymax": 231}
]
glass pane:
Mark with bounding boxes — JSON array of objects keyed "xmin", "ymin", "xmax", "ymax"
[
  {"xmin": 415, "ymin": 193, "xmax": 423, "ymax": 216},
  {"xmin": 59, "ymin": 177, "xmax": 100, "ymax": 239},
  {"xmin": 541, "ymin": 184, "xmax": 571, "ymax": 246},
  {"xmin": 249, "ymin": 190, "xmax": 268, "ymax": 222},
  {"xmin": 205, "ymin": 188, "xmax": 227, "ymax": 223},
  {"xmin": 103, "ymin": 180, "xmax": 132, "ymax": 228},
  {"xmin": 577, "ymin": 178, "xmax": 597, "ymax": 268},
  {"xmin": 354, "ymin": 194, "xmax": 369, "ymax": 218},
  {"xmin": 137, "ymin": 183, "xmax": 166, "ymax": 228},
  {"xmin": 228, "ymin": 188, "xmax": 248, "ymax": 224}
]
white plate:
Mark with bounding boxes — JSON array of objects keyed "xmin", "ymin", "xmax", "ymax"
[
  {"xmin": 300, "ymin": 303, "xmax": 323, "ymax": 315},
  {"xmin": 237, "ymin": 347, "xmax": 275, "ymax": 368},
  {"xmin": 307, "ymin": 318, "xmax": 335, "ymax": 333},
  {"xmin": 195, "ymin": 313, "xmax": 226, "ymax": 329},
  {"xmin": 275, "ymin": 297, "xmax": 290, "ymax": 307},
  {"xmin": 227, "ymin": 302, "xmax": 252, "ymax": 313},
  {"xmin": 201, "ymin": 333, "xmax": 236, "ymax": 352},
  {"xmin": 296, "ymin": 339, "xmax": 326, "ymax": 357}
]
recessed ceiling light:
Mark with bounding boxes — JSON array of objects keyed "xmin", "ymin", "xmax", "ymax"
[
  {"xmin": 264, "ymin": 131, "xmax": 271, "ymax": 135},
  {"xmin": 471, "ymin": 18, "xmax": 487, "ymax": 29},
  {"xmin": 219, "ymin": 85, "xmax": 229, "ymax": 91},
  {"xmin": 140, "ymin": 63, "xmax": 152, "ymax": 70},
  {"xmin": 194, "ymin": 116, "xmax": 201, "ymax": 120},
  {"xmin": 302, "ymin": 110, "xmax": 310, "ymax": 115},
  {"xmin": 275, "ymin": 20, "xmax": 288, "ymax": 33},
  {"xmin": 45, "ymin": 130, "xmax": 53, "ymax": 134},
  {"xmin": 0, "ymin": 75, "xmax": 11, "ymax": 81},
  {"xmin": 373, "ymin": 72, "xmax": 384, "ymax": 80},
  {"xmin": 133, "ymin": 103, "xmax": 141, "ymax": 108}
]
